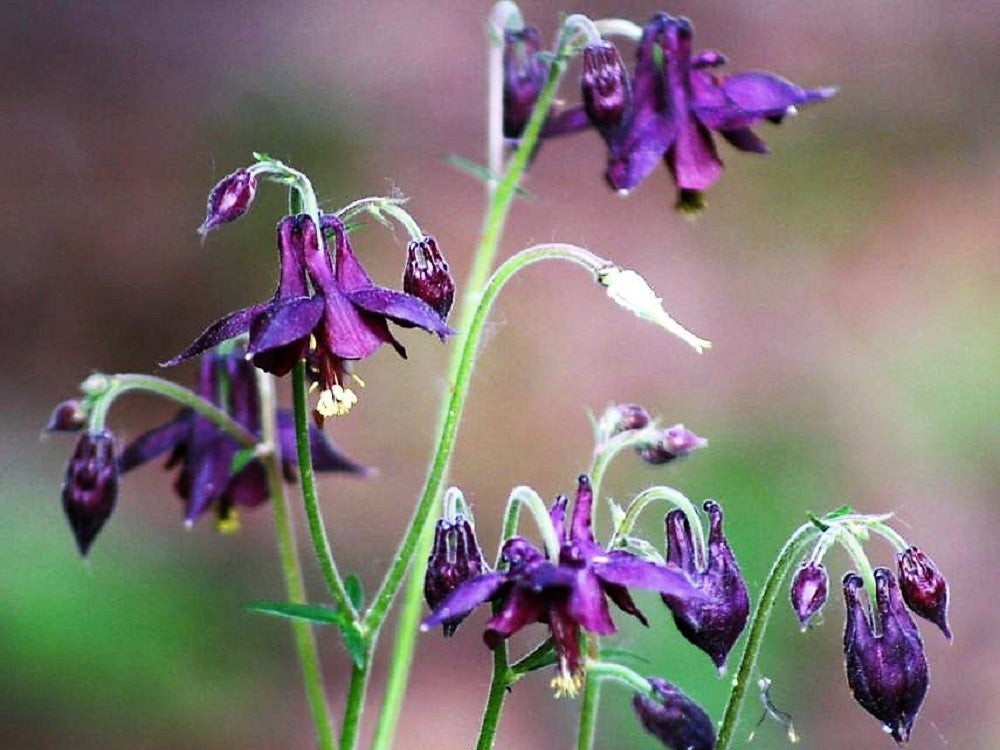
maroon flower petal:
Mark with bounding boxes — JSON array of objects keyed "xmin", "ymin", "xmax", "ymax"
[
  {"xmin": 568, "ymin": 568, "xmax": 617, "ymax": 635},
  {"xmin": 483, "ymin": 586, "xmax": 547, "ymax": 646},
  {"xmin": 592, "ymin": 556, "xmax": 703, "ymax": 605},
  {"xmin": 275, "ymin": 410, "xmax": 370, "ymax": 478},
  {"xmin": 720, "ymin": 127, "xmax": 769, "ymax": 154},
  {"xmin": 247, "ymin": 296, "xmax": 324, "ymax": 355},
  {"xmin": 316, "ymin": 285, "xmax": 391, "ymax": 360},
  {"xmin": 225, "ymin": 461, "xmax": 269, "ymax": 508},
  {"xmin": 422, "ymin": 572, "xmax": 509, "ymax": 630},
  {"xmin": 604, "ymin": 583, "xmax": 649, "ymax": 627},
  {"xmin": 344, "ymin": 288, "xmax": 453, "ymax": 340},
  {"xmin": 161, "ymin": 305, "xmax": 264, "ymax": 367}
]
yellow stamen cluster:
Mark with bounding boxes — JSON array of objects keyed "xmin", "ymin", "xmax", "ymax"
[
  {"xmin": 550, "ymin": 668, "xmax": 585, "ymax": 699},
  {"xmin": 316, "ymin": 384, "xmax": 359, "ymax": 418},
  {"xmin": 215, "ymin": 508, "xmax": 241, "ymax": 534}
]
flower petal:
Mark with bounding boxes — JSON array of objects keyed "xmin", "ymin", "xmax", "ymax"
[
  {"xmin": 720, "ymin": 127, "xmax": 769, "ymax": 154},
  {"xmin": 592, "ymin": 556, "xmax": 703, "ymax": 605},
  {"xmin": 117, "ymin": 412, "xmax": 191, "ymax": 473},
  {"xmin": 248, "ymin": 296, "xmax": 324, "ymax": 355},
  {"xmin": 225, "ymin": 461, "xmax": 269, "ymax": 508},
  {"xmin": 161, "ymin": 305, "xmax": 264, "ymax": 367},
  {"xmin": 421, "ymin": 572, "xmax": 508, "ymax": 630},
  {"xmin": 666, "ymin": 118, "xmax": 723, "ymax": 191},
  {"xmin": 603, "ymin": 583, "xmax": 649, "ymax": 627},
  {"xmin": 276, "ymin": 410, "xmax": 370, "ymax": 477},
  {"xmin": 344, "ymin": 288, "xmax": 453, "ymax": 340},
  {"xmin": 569, "ymin": 568, "xmax": 617, "ymax": 635},
  {"xmin": 316, "ymin": 284, "xmax": 391, "ymax": 360},
  {"xmin": 483, "ymin": 586, "xmax": 546, "ymax": 646}
]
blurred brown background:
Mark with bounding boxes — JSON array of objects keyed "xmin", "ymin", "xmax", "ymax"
[{"xmin": 3, "ymin": 1, "xmax": 997, "ymax": 748}]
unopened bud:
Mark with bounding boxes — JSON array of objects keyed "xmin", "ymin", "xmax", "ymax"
[
  {"xmin": 582, "ymin": 42, "xmax": 631, "ymax": 127},
  {"xmin": 46, "ymin": 399, "xmax": 87, "ymax": 432},
  {"xmin": 62, "ymin": 430, "xmax": 119, "ymax": 556},
  {"xmin": 198, "ymin": 168, "xmax": 258, "ymax": 235},
  {"xmin": 424, "ymin": 515, "xmax": 487, "ymax": 636},
  {"xmin": 597, "ymin": 403, "xmax": 651, "ymax": 444},
  {"xmin": 403, "ymin": 236, "xmax": 455, "ymax": 322},
  {"xmin": 637, "ymin": 424, "xmax": 707, "ymax": 465},
  {"xmin": 789, "ymin": 561, "xmax": 828, "ymax": 629},
  {"xmin": 503, "ymin": 27, "xmax": 546, "ymax": 139},
  {"xmin": 632, "ymin": 678, "xmax": 715, "ymax": 750},
  {"xmin": 897, "ymin": 546, "xmax": 951, "ymax": 640}
]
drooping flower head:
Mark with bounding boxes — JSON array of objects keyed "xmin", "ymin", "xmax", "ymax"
[
  {"xmin": 663, "ymin": 500, "xmax": 749, "ymax": 670},
  {"xmin": 120, "ymin": 348, "xmax": 366, "ymax": 529},
  {"xmin": 589, "ymin": 13, "xmax": 834, "ymax": 209},
  {"xmin": 636, "ymin": 424, "xmax": 708, "ymax": 465},
  {"xmin": 46, "ymin": 399, "xmax": 87, "ymax": 433},
  {"xmin": 790, "ymin": 561, "xmax": 829, "ymax": 630},
  {"xmin": 403, "ymin": 235, "xmax": 455, "ymax": 322},
  {"xmin": 422, "ymin": 475, "xmax": 704, "ymax": 697},
  {"xmin": 595, "ymin": 402, "xmax": 651, "ymax": 444},
  {"xmin": 897, "ymin": 546, "xmax": 951, "ymax": 640},
  {"xmin": 198, "ymin": 168, "xmax": 258, "ymax": 236},
  {"xmin": 62, "ymin": 430, "xmax": 119, "ymax": 556},
  {"xmin": 424, "ymin": 515, "xmax": 488, "ymax": 636},
  {"xmin": 166, "ymin": 214, "xmax": 452, "ymax": 421},
  {"xmin": 632, "ymin": 678, "xmax": 716, "ymax": 750},
  {"xmin": 843, "ymin": 569, "xmax": 929, "ymax": 744}
]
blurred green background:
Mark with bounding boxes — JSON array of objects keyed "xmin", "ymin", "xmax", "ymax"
[{"xmin": 2, "ymin": 1, "xmax": 997, "ymax": 748}]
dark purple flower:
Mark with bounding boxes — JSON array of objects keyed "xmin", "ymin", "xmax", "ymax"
[
  {"xmin": 166, "ymin": 215, "xmax": 452, "ymax": 418},
  {"xmin": 422, "ymin": 475, "xmax": 703, "ymax": 695},
  {"xmin": 897, "ymin": 546, "xmax": 951, "ymax": 640},
  {"xmin": 198, "ymin": 168, "xmax": 258, "ymax": 236},
  {"xmin": 596, "ymin": 402, "xmax": 651, "ymax": 442},
  {"xmin": 663, "ymin": 500, "xmax": 749, "ymax": 670},
  {"xmin": 424, "ymin": 515, "xmax": 488, "ymax": 636},
  {"xmin": 581, "ymin": 42, "xmax": 631, "ymax": 128},
  {"xmin": 790, "ymin": 561, "xmax": 829, "ymax": 630},
  {"xmin": 632, "ymin": 677, "xmax": 716, "ymax": 750},
  {"xmin": 843, "ymin": 569, "xmax": 929, "ymax": 744},
  {"xmin": 592, "ymin": 14, "xmax": 834, "ymax": 208},
  {"xmin": 403, "ymin": 235, "xmax": 455, "ymax": 322},
  {"xmin": 46, "ymin": 399, "xmax": 87, "ymax": 432},
  {"xmin": 62, "ymin": 430, "xmax": 118, "ymax": 556},
  {"xmin": 503, "ymin": 26, "xmax": 590, "ymax": 145},
  {"xmin": 636, "ymin": 424, "xmax": 707, "ymax": 465},
  {"xmin": 121, "ymin": 349, "xmax": 366, "ymax": 528}
]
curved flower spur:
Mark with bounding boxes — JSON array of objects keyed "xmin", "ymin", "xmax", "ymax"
[{"xmin": 422, "ymin": 476, "xmax": 707, "ymax": 697}]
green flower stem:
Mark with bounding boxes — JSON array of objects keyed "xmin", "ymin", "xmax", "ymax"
[
  {"xmin": 868, "ymin": 521, "xmax": 909, "ymax": 552},
  {"xmin": 610, "ymin": 486, "xmax": 705, "ymax": 557},
  {"xmin": 835, "ymin": 525, "xmax": 878, "ymax": 605},
  {"xmin": 335, "ymin": 196, "xmax": 423, "ymax": 241},
  {"xmin": 592, "ymin": 18, "xmax": 643, "ymax": 41},
  {"xmin": 502, "ymin": 486, "xmax": 562, "ymax": 561},
  {"xmin": 474, "ymin": 635, "xmax": 514, "ymax": 750},
  {"xmin": 575, "ymin": 673, "xmax": 601, "ymax": 750},
  {"xmin": 587, "ymin": 427, "xmax": 656, "ymax": 502},
  {"xmin": 256, "ymin": 369, "xmax": 337, "ymax": 750},
  {"xmin": 585, "ymin": 659, "xmax": 652, "ymax": 695},
  {"xmin": 339, "ymin": 657, "xmax": 372, "ymax": 750},
  {"xmin": 366, "ymin": 241, "xmax": 610, "ymax": 749},
  {"xmin": 290, "ymin": 361, "xmax": 356, "ymax": 619},
  {"xmin": 716, "ymin": 523, "xmax": 819, "ymax": 750},
  {"xmin": 86, "ymin": 373, "xmax": 256, "ymax": 447}
]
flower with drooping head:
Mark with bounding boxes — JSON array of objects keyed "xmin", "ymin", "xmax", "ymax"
[
  {"xmin": 422, "ymin": 475, "xmax": 704, "ymax": 696},
  {"xmin": 790, "ymin": 560, "xmax": 829, "ymax": 630},
  {"xmin": 662, "ymin": 500, "xmax": 749, "ymax": 670},
  {"xmin": 581, "ymin": 41, "xmax": 631, "ymax": 128},
  {"xmin": 167, "ymin": 214, "xmax": 452, "ymax": 420},
  {"xmin": 62, "ymin": 429, "xmax": 119, "ymax": 556},
  {"xmin": 424, "ymin": 514, "xmax": 488, "ymax": 636},
  {"xmin": 897, "ymin": 546, "xmax": 951, "ymax": 640},
  {"xmin": 120, "ymin": 348, "xmax": 366, "ymax": 529},
  {"xmin": 46, "ymin": 399, "xmax": 87, "ymax": 432},
  {"xmin": 632, "ymin": 677, "xmax": 716, "ymax": 750},
  {"xmin": 198, "ymin": 168, "xmax": 258, "ymax": 236},
  {"xmin": 403, "ymin": 235, "xmax": 455, "ymax": 322},
  {"xmin": 843, "ymin": 569, "xmax": 929, "ymax": 744},
  {"xmin": 636, "ymin": 424, "xmax": 708, "ymax": 465},
  {"xmin": 596, "ymin": 402, "xmax": 651, "ymax": 444},
  {"xmin": 589, "ymin": 13, "xmax": 834, "ymax": 209}
]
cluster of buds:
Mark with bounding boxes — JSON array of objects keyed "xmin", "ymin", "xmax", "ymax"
[{"xmin": 502, "ymin": 13, "xmax": 834, "ymax": 209}]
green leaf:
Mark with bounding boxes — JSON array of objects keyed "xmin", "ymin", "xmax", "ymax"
[
  {"xmin": 446, "ymin": 155, "xmax": 536, "ymax": 200},
  {"xmin": 510, "ymin": 638, "xmax": 556, "ymax": 675},
  {"xmin": 246, "ymin": 602, "xmax": 366, "ymax": 668},
  {"xmin": 344, "ymin": 574, "xmax": 365, "ymax": 611},
  {"xmin": 230, "ymin": 447, "xmax": 257, "ymax": 475},
  {"xmin": 823, "ymin": 504, "xmax": 854, "ymax": 520}
]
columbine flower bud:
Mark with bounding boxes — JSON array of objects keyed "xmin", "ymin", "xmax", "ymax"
[
  {"xmin": 637, "ymin": 424, "xmax": 707, "ymax": 465},
  {"xmin": 632, "ymin": 678, "xmax": 715, "ymax": 750},
  {"xmin": 45, "ymin": 399, "xmax": 87, "ymax": 432},
  {"xmin": 897, "ymin": 546, "xmax": 951, "ymax": 640},
  {"xmin": 424, "ymin": 515, "xmax": 487, "ymax": 636},
  {"xmin": 843, "ymin": 569, "xmax": 929, "ymax": 744},
  {"xmin": 663, "ymin": 501, "xmax": 749, "ymax": 670},
  {"xmin": 198, "ymin": 168, "xmax": 258, "ymax": 235},
  {"xmin": 790, "ymin": 561, "xmax": 829, "ymax": 629},
  {"xmin": 597, "ymin": 403, "xmax": 651, "ymax": 443},
  {"xmin": 581, "ymin": 42, "xmax": 631, "ymax": 127},
  {"xmin": 61, "ymin": 430, "xmax": 118, "ymax": 556},
  {"xmin": 503, "ymin": 26, "xmax": 546, "ymax": 139},
  {"xmin": 403, "ymin": 236, "xmax": 455, "ymax": 322}
]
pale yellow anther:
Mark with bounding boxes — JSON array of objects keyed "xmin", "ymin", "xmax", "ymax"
[
  {"xmin": 308, "ymin": 334, "xmax": 318, "ymax": 351},
  {"xmin": 550, "ymin": 669, "xmax": 584, "ymax": 699},
  {"xmin": 350, "ymin": 373, "xmax": 366, "ymax": 389},
  {"xmin": 215, "ymin": 508, "xmax": 241, "ymax": 534},
  {"xmin": 317, "ymin": 385, "xmax": 358, "ymax": 418}
]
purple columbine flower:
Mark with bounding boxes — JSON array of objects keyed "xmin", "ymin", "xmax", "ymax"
[
  {"xmin": 897, "ymin": 546, "xmax": 951, "ymax": 640},
  {"xmin": 632, "ymin": 678, "xmax": 716, "ymax": 750},
  {"xmin": 663, "ymin": 500, "xmax": 749, "ymax": 670},
  {"xmin": 422, "ymin": 475, "xmax": 704, "ymax": 696},
  {"xmin": 120, "ymin": 349, "xmax": 366, "ymax": 529},
  {"xmin": 403, "ymin": 235, "xmax": 455, "ymax": 322},
  {"xmin": 198, "ymin": 168, "xmax": 258, "ymax": 236},
  {"xmin": 790, "ymin": 561, "xmax": 829, "ymax": 630},
  {"xmin": 62, "ymin": 430, "xmax": 119, "ymax": 556},
  {"xmin": 588, "ymin": 14, "xmax": 834, "ymax": 209},
  {"xmin": 424, "ymin": 515, "xmax": 488, "ymax": 636},
  {"xmin": 636, "ymin": 424, "xmax": 708, "ymax": 465},
  {"xmin": 167, "ymin": 214, "xmax": 452, "ymax": 419},
  {"xmin": 843, "ymin": 569, "xmax": 929, "ymax": 744}
]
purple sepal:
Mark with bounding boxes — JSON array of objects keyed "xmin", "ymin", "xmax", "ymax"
[
  {"xmin": 632, "ymin": 678, "xmax": 716, "ymax": 750},
  {"xmin": 62, "ymin": 430, "xmax": 119, "ymax": 556},
  {"xmin": 790, "ymin": 561, "xmax": 829, "ymax": 629},
  {"xmin": 897, "ymin": 546, "xmax": 951, "ymax": 640}
]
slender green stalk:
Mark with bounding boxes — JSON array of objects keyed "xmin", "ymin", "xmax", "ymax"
[
  {"xmin": 86, "ymin": 373, "xmax": 256, "ymax": 446},
  {"xmin": 474, "ymin": 637, "xmax": 513, "ymax": 750},
  {"xmin": 715, "ymin": 523, "xmax": 819, "ymax": 750},
  {"xmin": 290, "ymin": 361, "xmax": 356, "ymax": 618},
  {"xmin": 340, "ymin": 659, "xmax": 373, "ymax": 750},
  {"xmin": 835, "ymin": 525, "xmax": 877, "ymax": 605},
  {"xmin": 868, "ymin": 521, "xmax": 909, "ymax": 552},
  {"xmin": 610, "ymin": 486, "xmax": 705, "ymax": 557},
  {"xmin": 256, "ymin": 369, "xmax": 337, "ymax": 750},
  {"xmin": 585, "ymin": 659, "xmax": 652, "ymax": 695},
  {"xmin": 575, "ymin": 675, "xmax": 601, "ymax": 750}
]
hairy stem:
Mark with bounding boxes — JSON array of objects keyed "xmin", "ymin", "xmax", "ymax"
[
  {"xmin": 257, "ymin": 369, "xmax": 336, "ymax": 750},
  {"xmin": 339, "ymin": 658, "xmax": 372, "ymax": 750},
  {"xmin": 715, "ymin": 523, "xmax": 819, "ymax": 750}
]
